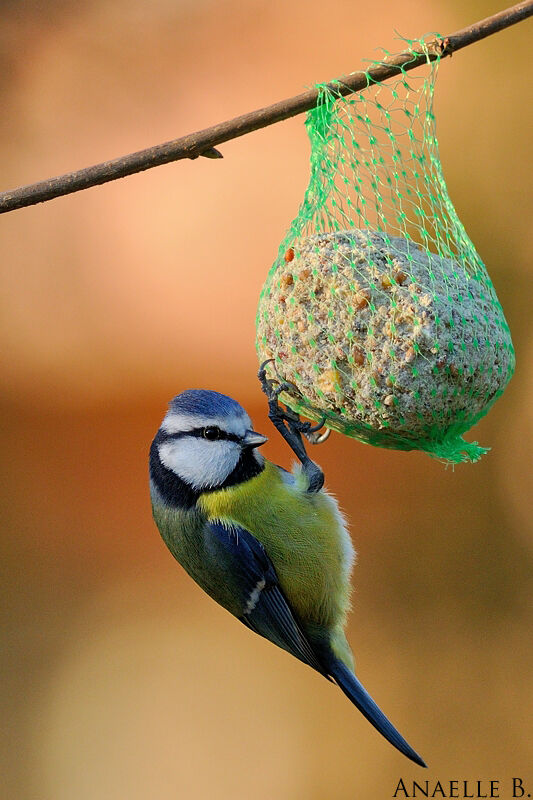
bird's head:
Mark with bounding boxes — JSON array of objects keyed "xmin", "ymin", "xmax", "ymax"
[{"xmin": 152, "ymin": 389, "xmax": 268, "ymax": 494}]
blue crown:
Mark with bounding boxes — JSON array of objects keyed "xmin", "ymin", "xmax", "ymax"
[{"xmin": 169, "ymin": 389, "xmax": 246, "ymax": 419}]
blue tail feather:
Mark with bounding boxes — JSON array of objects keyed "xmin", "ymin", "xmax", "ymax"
[{"xmin": 327, "ymin": 657, "xmax": 427, "ymax": 768}]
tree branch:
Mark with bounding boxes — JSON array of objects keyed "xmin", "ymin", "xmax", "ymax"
[{"xmin": 1, "ymin": 0, "xmax": 532, "ymax": 215}]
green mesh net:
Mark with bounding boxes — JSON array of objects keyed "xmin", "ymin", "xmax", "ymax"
[{"xmin": 256, "ymin": 39, "xmax": 514, "ymax": 464}]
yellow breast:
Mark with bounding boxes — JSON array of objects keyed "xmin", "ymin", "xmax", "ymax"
[{"xmin": 198, "ymin": 461, "xmax": 353, "ymax": 629}]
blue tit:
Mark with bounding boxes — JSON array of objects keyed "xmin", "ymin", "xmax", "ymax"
[{"xmin": 149, "ymin": 375, "xmax": 426, "ymax": 768}]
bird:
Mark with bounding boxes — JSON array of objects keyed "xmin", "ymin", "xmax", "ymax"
[{"xmin": 149, "ymin": 362, "xmax": 426, "ymax": 767}]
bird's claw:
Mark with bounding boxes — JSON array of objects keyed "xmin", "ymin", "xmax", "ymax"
[
  {"xmin": 259, "ymin": 359, "xmax": 297, "ymax": 415},
  {"xmin": 305, "ymin": 425, "xmax": 331, "ymax": 445},
  {"xmin": 258, "ymin": 359, "xmax": 330, "ymax": 446},
  {"xmin": 257, "ymin": 360, "xmax": 326, "ymax": 493},
  {"xmin": 258, "ymin": 360, "xmax": 300, "ymax": 402},
  {"xmin": 288, "ymin": 415, "xmax": 331, "ymax": 445},
  {"xmin": 258, "ymin": 358, "xmax": 276, "ymax": 394}
]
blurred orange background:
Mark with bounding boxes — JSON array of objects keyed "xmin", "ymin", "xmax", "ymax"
[{"xmin": 1, "ymin": 2, "xmax": 532, "ymax": 798}]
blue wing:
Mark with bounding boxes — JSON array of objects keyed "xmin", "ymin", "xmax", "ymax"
[
  {"xmin": 207, "ymin": 520, "xmax": 328, "ymax": 677},
  {"xmin": 201, "ymin": 521, "xmax": 425, "ymax": 765}
]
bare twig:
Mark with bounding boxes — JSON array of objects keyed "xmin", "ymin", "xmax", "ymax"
[{"xmin": 1, "ymin": 0, "xmax": 532, "ymax": 214}]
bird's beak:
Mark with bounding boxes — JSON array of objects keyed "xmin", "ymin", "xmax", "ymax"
[{"xmin": 243, "ymin": 430, "xmax": 268, "ymax": 448}]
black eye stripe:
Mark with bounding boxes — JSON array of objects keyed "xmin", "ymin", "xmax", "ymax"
[{"xmin": 164, "ymin": 427, "xmax": 241, "ymax": 443}]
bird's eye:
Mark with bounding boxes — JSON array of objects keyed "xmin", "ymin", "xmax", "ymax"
[{"xmin": 203, "ymin": 426, "xmax": 221, "ymax": 441}]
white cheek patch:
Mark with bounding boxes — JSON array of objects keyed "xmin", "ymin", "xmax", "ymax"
[
  {"xmin": 158, "ymin": 438, "xmax": 241, "ymax": 491},
  {"xmin": 162, "ymin": 412, "xmax": 251, "ymax": 437}
]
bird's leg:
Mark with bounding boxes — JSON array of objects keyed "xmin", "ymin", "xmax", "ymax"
[{"xmin": 258, "ymin": 360, "xmax": 325, "ymax": 493}]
